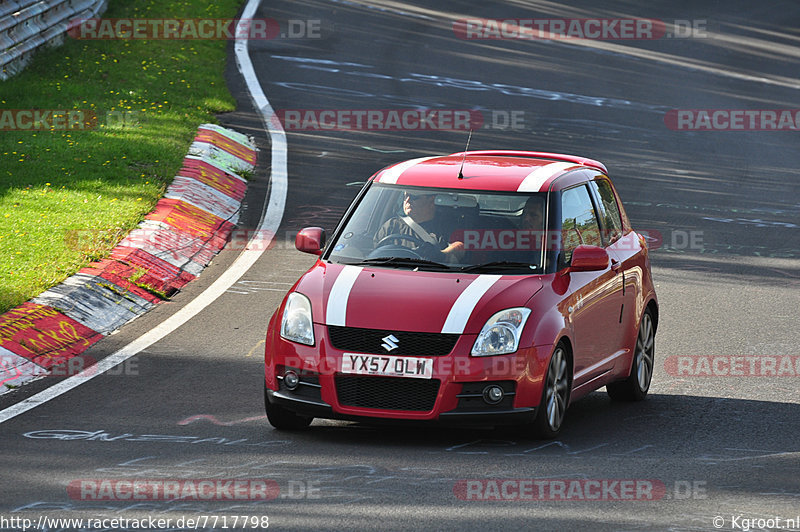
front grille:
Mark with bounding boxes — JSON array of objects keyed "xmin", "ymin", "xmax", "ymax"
[
  {"xmin": 328, "ymin": 326, "xmax": 458, "ymax": 357},
  {"xmin": 335, "ymin": 375, "xmax": 440, "ymax": 411}
]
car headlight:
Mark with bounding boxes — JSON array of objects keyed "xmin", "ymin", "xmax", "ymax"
[
  {"xmin": 471, "ymin": 308, "xmax": 531, "ymax": 356},
  {"xmin": 280, "ymin": 292, "xmax": 315, "ymax": 346}
]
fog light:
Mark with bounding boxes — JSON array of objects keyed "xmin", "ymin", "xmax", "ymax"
[
  {"xmin": 284, "ymin": 371, "xmax": 300, "ymax": 390},
  {"xmin": 482, "ymin": 384, "xmax": 504, "ymax": 405}
]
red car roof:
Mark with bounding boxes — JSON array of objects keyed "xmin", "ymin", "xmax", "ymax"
[{"xmin": 372, "ymin": 151, "xmax": 607, "ymax": 193}]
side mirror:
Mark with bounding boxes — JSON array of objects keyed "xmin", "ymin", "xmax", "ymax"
[
  {"xmin": 295, "ymin": 227, "xmax": 326, "ymax": 255},
  {"xmin": 569, "ymin": 245, "xmax": 609, "ymax": 272}
]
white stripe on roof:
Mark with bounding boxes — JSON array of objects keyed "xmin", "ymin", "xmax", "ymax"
[
  {"xmin": 377, "ymin": 156, "xmax": 437, "ymax": 184},
  {"xmin": 517, "ymin": 161, "xmax": 577, "ymax": 192}
]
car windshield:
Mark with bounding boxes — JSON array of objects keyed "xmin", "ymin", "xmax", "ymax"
[{"xmin": 325, "ymin": 184, "xmax": 548, "ymax": 273}]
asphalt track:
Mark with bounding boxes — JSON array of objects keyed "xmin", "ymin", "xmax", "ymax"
[{"xmin": 1, "ymin": 1, "xmax": 799, "ymax": 530}]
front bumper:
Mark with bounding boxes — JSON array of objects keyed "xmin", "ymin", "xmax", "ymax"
[
  {"xmin": 266, "ymin": 388, "xmax": 536, "ymax": 426},
  {"xmin": 265, "ymin": 323, "xmax": 547, "ymax": 427}
]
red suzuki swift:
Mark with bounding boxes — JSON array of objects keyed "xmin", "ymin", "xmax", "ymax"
[{"xmin": 264, "ymin": 151, "xmax": 658, "ymax": 437}]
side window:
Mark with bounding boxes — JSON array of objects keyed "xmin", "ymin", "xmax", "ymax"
[
  {"xmin": 560, "ymin": 185, "xmax": 603, "ymax": 264},
  {"xmin": 590, "ymin": 178, "xmax": 623, "ymax": 245}
]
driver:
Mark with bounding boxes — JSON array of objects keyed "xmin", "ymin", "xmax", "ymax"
[
  {"xmin": 521, "ymin": 196, "xmax": 545, "ymax": 232},
  {"xmin": 374, "ymin": 191, "xmax": 464, "ymax": 260}
]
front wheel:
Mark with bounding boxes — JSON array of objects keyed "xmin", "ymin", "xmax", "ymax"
[
  {"xmin": 265, "ymin": 387, "xmax": 313, "ymax": 430},
  {"xmin": 531, "ymin": 342, "xmax": 571, "ymax": 438},
  {"xmin": 607, "ymin": 309, "xmax": 655, "ymax": 401}
]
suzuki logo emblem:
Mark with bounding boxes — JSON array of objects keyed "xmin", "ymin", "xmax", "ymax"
[{"xmin": 381, "ymin": 334, "xmax": 399, "ymax": 352}]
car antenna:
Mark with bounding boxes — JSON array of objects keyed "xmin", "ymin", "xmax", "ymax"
[{"xmin": 457, "ymin": 129, "xmax": 473, "ymax": 179}]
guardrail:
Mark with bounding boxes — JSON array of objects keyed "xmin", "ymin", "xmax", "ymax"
[{"xmin": 0, "ymin": 0, "xmax": 107, "ymax": 80}]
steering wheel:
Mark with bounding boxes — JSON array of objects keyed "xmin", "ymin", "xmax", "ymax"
[{"xmin": 375, "ymin": 233, "xmax": 427, "ymax": 249}]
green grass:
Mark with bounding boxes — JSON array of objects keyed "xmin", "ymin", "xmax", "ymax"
[{"xmin": 0, "ymin": 0, "xmax": 243, "ymax": 313}]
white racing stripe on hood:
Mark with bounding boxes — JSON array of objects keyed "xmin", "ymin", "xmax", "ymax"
[
  {"xmin": 517, "ymin": 161, "xmax": 576, "ymax": 192},
  {"xmin": 377, "ymin": 156, "xmax": 437, "ymax": 184},
  {"xmin": 441, "ymin": 275, "xmax": 502, "ymax": 334},
  {"xmin": 325, "ymin": 265, "xmax": 363, "ymax": 326}
]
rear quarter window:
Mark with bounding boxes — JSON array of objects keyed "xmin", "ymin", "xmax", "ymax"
[
  {"xmin": 590, "ymin": 178, "xmax": 623, "ymax": 245},
  {"xmin": 560, "ymin": 184, "xmax": 603, "ymax": 264}
]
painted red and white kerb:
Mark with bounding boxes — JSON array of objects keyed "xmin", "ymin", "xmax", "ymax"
[
  {"xmin": 68, "ymin": 479, "xmax": 279, "ymax": 501},
  {"xmin": 0, "ymin": 348, "xmax": 48, "ymax": 389},
  {"xmin": 0, "ymin": 303, "xmax": 104, "ymax": 373},
  {"xmin": 0, "ymin": 109, "xmax": 97, "ymax": 131},
  {"xmin": 109, "ymin": 124, "xmax": 254, "ymax": 277},
  {"xmin": 454, "ymin": 479, "xmax": 667, "ymax": 501},
  {"xmin": 0, "ymin": 124, "xmax": 255, "ymax": 393},
  {"xmin": 665, "ymin": 355, "xmax": 800, "ymax": 377},
  {"xmin": 276, "ymin": 109, "xmax": 483, "ymax": 131},
  {"xmin": 454, "ymin": 18, "xmax": 666, "ymax": 40},
  {"xmin": 67, "ymin": 228, "xmax": 285, "ymax": 253},
  {"xmin": 665, "ymin": 109, "xmax": 800, "ymax": 131}
]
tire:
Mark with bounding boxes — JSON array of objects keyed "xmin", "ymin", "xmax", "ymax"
[
  {"xmin": 531, "ymin": 342, "xmax": 571, "ymax": 438},
  {"xmin": 607, "ymin": 309, "xmax": 655, "ymax": 402},
  {"xmin": 264, "ymin": 386, "xmax": 313, "ymax": 430}
]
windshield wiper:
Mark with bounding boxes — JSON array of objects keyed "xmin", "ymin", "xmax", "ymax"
[
  {"xmin": 352, "ymin": 257, "xmax": 452, "ymax": 271},
  {"xmin": 460, "ymin": 261, "xmax": 538, "ymax": 273}
]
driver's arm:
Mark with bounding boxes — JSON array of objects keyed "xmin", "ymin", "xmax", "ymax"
[
  {"xmin": 433, "ymin": 221, "xmax": 464, "ymax": 259},
  {"xmin": 442, "ymin": 241, "xmax": 464, "ymax": 255}
]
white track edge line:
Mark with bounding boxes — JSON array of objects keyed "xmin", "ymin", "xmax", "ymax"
[{"xmin": 0, "ymin": 0, "xmax": 284, "ymax": 424}]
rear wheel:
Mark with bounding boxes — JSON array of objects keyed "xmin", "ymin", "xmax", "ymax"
[
  {"xmin": 607, "ymin": 309, "xmax": 655, "ymax": 401},
  {"xmin": 531, "ymin": 342, "xmax": 571, "ymax": 438},
  {"xmin": 264, "ymin": 387, "xmax": 313, "ymax": 430}
]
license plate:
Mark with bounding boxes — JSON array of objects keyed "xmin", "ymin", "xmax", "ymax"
[{"xmin": 341, "ymin": 353, "xmax": 434, "ymax": 379}]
